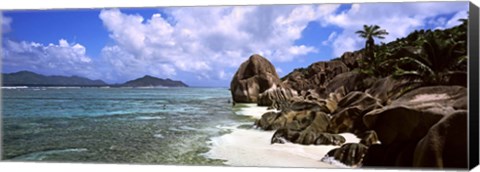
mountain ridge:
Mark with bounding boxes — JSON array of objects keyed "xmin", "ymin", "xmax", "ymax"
[
  {"xmin": 2, "ymin": 71, "xmax": 188, "ymax": 87},
  {"xmin": 120, "ymin": 75, "xmax": 188, "ymax": 87}
]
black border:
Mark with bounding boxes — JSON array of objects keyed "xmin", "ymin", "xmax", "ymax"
[{"xmin": 469, "ymin": 1, "xmax": 480, "ymax": 170}]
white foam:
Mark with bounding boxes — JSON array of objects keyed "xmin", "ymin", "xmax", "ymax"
[
  {"xmin": 12, "ymin": 148, "xmax": 88, "ymax": 160},
  {"xmin": 204, "ymin": 127, "xmax": 360, "ymax": 168},
  {"xmin": 154, "ymin": 134, "xmax": 164, "ymax": 139},
  {"xmin": 233, "ymin": 103, "xmax": 279, "ymax": 119},
  {"xmin": 135, "ymin": 116, "xmax": 165, "ymax": 120},
  {"xmin": 320, "ymin": 156, "xmax": 350, "ymax": 168},
  {"xmin": 47, "ymin": 86, "xmax": 81, "ymax": 89},
  {"xmin": 32, "ymin": 88, "xmax": 47, "ymax": 91},
  {"xmin": 179, "ymin": 126, "xmax": 197, "ymax": 131},
  {"xmin": 168, "ymin": 126, "xmax": 197, "ymax": 132},
  {"xmin": 1, "ymin": 86, "xmax": 28, "ymax": 89}
]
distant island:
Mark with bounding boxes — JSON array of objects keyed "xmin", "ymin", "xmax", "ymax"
[
  {"xmin": 119, "ymin": 75, "xmax": 188, "ymax": 88},
  {"xmin": 2, "ymin": 71, "xmax": 188, "ymax": 88}
]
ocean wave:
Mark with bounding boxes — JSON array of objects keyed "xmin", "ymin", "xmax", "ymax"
[
  {"xmin": 32, "ymin": 88, "xmax": 47, "ymax": 91},
  {"xmin": 1, "ymin": 86, "xmax": 28, "ymax": 89},
  {"xmin": 35, "ymin": 86, "xmax": 82, "ymax": 89},
  {"xmin": 11, "ymin": 148, "xmax": 88, "ymax": 161},
  {"xmin": 168, "ymin": 126, "xmax": 198, "ymax": 132},
  {"xmin": 135, "ymin": 116, "xmax": 165, "ymax": 120}
]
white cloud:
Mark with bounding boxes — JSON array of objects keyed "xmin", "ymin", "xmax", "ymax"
[
  {"xmin": 1, "ymin": 13, "xmax": 12, "ymax": 33},
  {"xmin": 317, "ymin": 2, "xmax": 469, "ymax": 56},
  {"xmin": 98, "ymin": 5, "xmax": 334, "ymax": 82},
  {"xmin": 276, "ymin": 67, "xmax": 283, "ymax": 74},
  {"xmin": 322, "ymin": 31, "xmax": 337, "ymax": 45},
  {"xmin": 2, "ymin": 39, "xmax": 99, "ymax": 78},
  {"xmin": 444, "ymin": 10, "xmax": 468, "ymax": 29},
  {"xmin": 97, "ymin": 2, "xmax": 468, "ymax": 83}
]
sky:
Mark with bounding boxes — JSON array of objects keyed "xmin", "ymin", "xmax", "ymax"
[{"xmin": 0, "ymin": 2, "xmax": 469, "ymax": 87}]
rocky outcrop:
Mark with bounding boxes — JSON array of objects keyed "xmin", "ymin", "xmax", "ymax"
[
  {"xmin": 315, "ymin": 133, "xmax": 346, "ymax": 146},
  {"xmin": 257, "ymin": 86, "xmax": 298, "ymax": 107},
  {"xmin": 324, "ymin": 143, "xmax": 369, "ymax": 167},
  {"xmin": 254, "ymin": 112, "xmax": 282, "ymax": 131},
  {"xmin": 328, "ymin": 91, "xmax": 383, "ymax": 135},
  {"xmin": 255, "ymin": 110, "xmax": 320, "ymax": 131},
  {"xmin": 362, "ymin": 141, "xmax": 419, "ymax": 167},
  {"xmin": 413, "ymin": 110, "xmax": 467, "ymax": 168},
  {"xmin": 362, "ymin": 86, "xmax": 467, "ymax": 168},
  {"xmin": 294, "ymin": 111, "xmax": 331, "ymax": 144},
  {"xmin": 365, "ymin": 76, "xmax": 409, "ymax": 105},
  {"xmin": 268, "ymin": 111, "xmax": 331, "ymax": 145},
  {"xmin": 289, "ymin": 99, "xmax": 334, "ymax": 114},
  {"xmin": 323, "ymin": 71, "xmax": 375, "ymax": 95},
  {"xmin": 282, "ymin": 61, "xmax": 349, "ymax": 92},
  {"xmin": 340, "ymin": 51, "xmax": 364, "ymax": 69},
  {"xmin": 230, "ymin": 54, "xmax": 281, "ymax": 103},
  {"xmin": 294, "ymin": 87, "xmax": 343, "ymax": 114},
  {"xmin": 358, "ymin": 130, "xmax": 380, "ymax": 146},
  {"xmin": 363, "ymin": 86, "xmax": 467, "ymax": 145}
]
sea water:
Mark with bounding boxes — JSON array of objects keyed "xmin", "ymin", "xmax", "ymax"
[
  {"xmin": 1, "ymin": 87, "xmax": 353, "ymax": 168},
  {"xmin": 1, "ymin": 87, "xmax": 248, "ymax": 165}
]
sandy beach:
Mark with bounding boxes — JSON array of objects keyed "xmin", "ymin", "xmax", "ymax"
[{"xmin": 204, "ymin": 103, "xmax": 359, "ymax": 168}]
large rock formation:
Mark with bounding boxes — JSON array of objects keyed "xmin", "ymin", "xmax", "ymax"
[
  {"xmin": 282, "ymin": 60, "xmax": 349, "ymax": 92},
  {"xmin": 263, "ymin": 110, "xmax": 332, "ymax": 145},
  {"xmin": 257, "ymin": 85, "xmax": 298, "ymax": 107},
  {"xmin": 413, "ymin": 110, "xmax": 467, "ymax": 168},
  {"xmin": 328, "ymin": 91, "xmax": 383, "ymax": 135},
  {"xmin": 362, "ymin": 86, "xmax": 467, "ymax": 168},
  {"xmin": 255, "ymin": 110, "xmax": 328, "ymax": 132},
  {"xmin": 315, "ymin": 133, "xmax": 346, "ymax": 146},
  {"xmin": 230, "ymin": 54, "xmax": 282, "ymax": 103},
  {"xmin": 324, "ymin": 143, "xmax": 369, "ymax": 167},
  {"xmin": 363, "ymin": 86, "xmax": 467, "ymax": 145},
  {"xmin": 365, "ymin": 76, "xmax": 409, "ymax": 105},
  {"xmin": 323, "ymin": 71, "xmax": 375, "ymax": 95},
  {"xmin": 340, "ymin": 51, "xmax": 364, "ymax": 70}
]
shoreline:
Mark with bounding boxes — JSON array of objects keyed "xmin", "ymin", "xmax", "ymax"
[{"xmin": 204, "ymin": 103, "xmax": 358, "ymax": 168}]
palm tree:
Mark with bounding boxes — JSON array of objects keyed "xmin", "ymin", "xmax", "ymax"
[
  {"xmin": 393, "ymin": 31, "xmax": 467, "ymax": 86},
  {"xmin": 355, "ymin": 25, "xmax": 389, "ymax": 61}
]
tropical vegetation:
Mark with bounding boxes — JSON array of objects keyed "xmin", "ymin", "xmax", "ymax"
[{"xmin": 355, "ymin": 19, "xmax": 467, "ymax": 88}]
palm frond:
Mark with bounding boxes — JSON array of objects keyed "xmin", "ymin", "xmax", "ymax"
[{"xmin": 397, "ymin": 56, "xmax": 435, "ymax": 77}]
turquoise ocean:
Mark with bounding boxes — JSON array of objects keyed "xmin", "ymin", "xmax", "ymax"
[{"xmin": 1, "ymin": 87, "xmax": 254, "ymax": 165}]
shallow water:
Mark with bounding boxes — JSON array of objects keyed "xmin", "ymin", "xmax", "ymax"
[{"xmin": 2, "ymin": 87, "xmax": 250, "ymax": 165}]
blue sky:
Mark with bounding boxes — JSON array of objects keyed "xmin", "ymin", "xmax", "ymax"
[{"xmin": 1, "ymin": 2, "xmax": 469, "ymax": 87}]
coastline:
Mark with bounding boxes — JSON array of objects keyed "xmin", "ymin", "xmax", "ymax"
[{"xmin": 204, "ymin": 103, "xmax": 359, "ymax": 168}]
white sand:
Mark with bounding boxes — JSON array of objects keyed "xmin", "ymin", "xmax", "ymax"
[
  {"xmin": 204, "ymin": 104, "xmax": 360, "ymax": 168},
  {"xmin": 204, "ymin": 128, "xmax": 359, "ymax": 168},
  {"xmin": 234, "ymin": 103, "xmax": 279, "ymax": 119}
]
